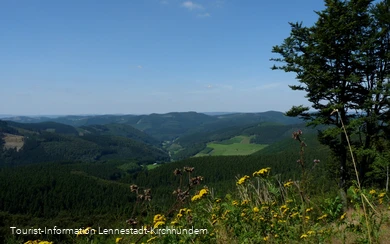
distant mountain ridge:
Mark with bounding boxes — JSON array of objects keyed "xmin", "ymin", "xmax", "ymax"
[{"xmin": 3, "ymin": 111, "xmax": 302, "ymax": 141}]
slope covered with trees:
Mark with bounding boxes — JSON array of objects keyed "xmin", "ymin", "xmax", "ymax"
[{"xmin": 0, "ymin": 120, "xmax": 169, "ymax": 165}]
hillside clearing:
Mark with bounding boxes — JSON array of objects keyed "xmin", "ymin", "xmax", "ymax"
[
  {"xmin": 2, "ymin": 133, "xmax": 24, "ymax": 151},
  {"xmin": 195, "ymin": 135, "xmax": 267, "ymax": 156}
]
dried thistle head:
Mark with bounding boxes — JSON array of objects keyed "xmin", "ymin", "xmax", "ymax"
[
  {"xmin": 126, "ymin": 218, "xmax": 138, "ymax": 226},
  {"xmin": 177, "ymin": 191, "xmax": 190, "ymax": 202},
  {"xmin": 292, "ymin": 130, "xmax": 304, "ymax": 143},
  {"xmin": 144, "ymin": 188, "xmax": 151, "ymax": 196},
  {"xmin": 184, "ymin": 167, "xmax": 195, "ymax": 173},
  {"xmin": 190, "ymin": 176, "xmax": 204, "ymax": 186},
  {"xmin": 144, "ymin": 195, "xmax": 151, "ymax": 201},
  {"xmin": 130, "ymin": 184, "xmax": 138, "ymax": 193},
  {"xmin": 173, "ymin": 188, "xmax": 181, "ymax": 195},
  {"xmin": 174, "ymin": 168, "xmax": 182, "ymax": 175}
]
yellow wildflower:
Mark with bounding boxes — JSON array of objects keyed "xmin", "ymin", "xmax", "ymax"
[
  {"xmin": 171, "ymin": 220, "xmax": 179, "ymax": 225},
  {"xmin": 306, "ymin": 207, "xmax": 313, "ymax": 212},
  {"xmin": 179, "ymin": 208, "xmax": 186, "ymax": 214},
  {"xmin": 116, "ymin": 238, "xmax": 123, "ymax": 243},
  {"xmin": 199, "ymin": 188, "xmax": 208, "ymax": 196},
  {"xmin": 237, "ymin": 175, "xmax": 250, "ymax": 185},
  {"xmin": 253, "ymin": 167, "xmax": 271, "ymax": 177},
  {"xmin": 241, "ymin": 199, "xmax": 249, "ymax": 205},
  {"xmin": 147, "ymin": 236, "xmax": 157, "ymax": 243},
  {"xmin": 191, "ymin": 188, "xmax": 208, "ymax": 201},
  {"xmin": 340, "ymin": 213, "xmax": 346, "ymax": 220},
  {"xmin": 379, "ymin": 192, "xmax": 386, "ymax": 198},
  {"xmin": 317, "ymin": 214, "xmax": 327, "ymax": 220},
  {"xmin": 300, "ymin": 234, "xmax": 308, "ymax": 239},
  {"xmin": 253, "ymin": 207, "xmax": 259, "ymax": 213},
  {"xmin": 232, "ymin": 200, "xmax": 239, "ymax": 206},
  {"xmin": 284, "ymin": 181, "xmax": 294, "ymax": 187},
  {"xmin": 263, "ymin": 235, "xmax": 269, "ymax": 241},
  {"xmin": 191, "ymin": 195, "xmax": 201, "ymax": 201},
  {"xmin": 307, "ymin": 230, "xmax": 315, "ymax": 235},
  {"xmin": 153, "ymin": 214, "xmax": 165, "ymax": 222},
  {"xmin": 370, "ymin": 189, "xmax": 376, "ymax": 195},
  {"xmin": 154, "ymin": 221, "xmax": 165, "ymax": 228}
]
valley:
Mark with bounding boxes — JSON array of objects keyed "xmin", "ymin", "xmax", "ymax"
[{"xmin": 0, "ymin": 110, "xmax": 386, "ymax": 243}]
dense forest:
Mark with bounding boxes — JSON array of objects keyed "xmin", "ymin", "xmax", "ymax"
[
  {"xmin": 0, "ymin": 120, "xmax": 169, "ymax": 165},
  {"xmin": 0, "ymin": 130, "xmax": 333, "ymax": 243}
]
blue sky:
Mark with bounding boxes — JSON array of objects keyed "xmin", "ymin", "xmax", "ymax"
[{"xmin": 1, "ymin": 0, "xmax": 326, "ymax": 115}]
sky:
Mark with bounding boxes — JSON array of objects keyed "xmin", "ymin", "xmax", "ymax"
[{"xmin": 1, "ymin": 0, "xmax": 327, "ymax": 115}]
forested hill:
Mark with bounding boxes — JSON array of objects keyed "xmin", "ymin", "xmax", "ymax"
[
  {"xmin": 0, "ymin": 120, "xmax": 169, "ymax": 165},
  {"xmin": 78, "ymin": 124, "xmax": 161, "ymax": 147},
  {"xmin": 3, "ymin": 111, "xmax": 302, "ymax": 141}
]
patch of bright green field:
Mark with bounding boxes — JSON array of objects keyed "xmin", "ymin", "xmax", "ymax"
[
  {"xmin": 146, "ymin": 164, "xmax": 161, "ymax": 170},
  {"xmin": 196, "ymin": 135, "xmax": 267, "ymax": 156}
]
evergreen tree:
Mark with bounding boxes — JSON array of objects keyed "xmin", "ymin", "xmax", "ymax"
[{"xmin": 271, "ymin": 0, "xmax": 390, "ymax": 191}]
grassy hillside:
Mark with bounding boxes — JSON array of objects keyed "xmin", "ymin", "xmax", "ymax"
[
  {"xmin": 195, "ymin": 136, "xmax": 267, "ymax": 156},
  {"xmin": 170, "ymin": 122, "xmax": 316, "ymax": 160}
]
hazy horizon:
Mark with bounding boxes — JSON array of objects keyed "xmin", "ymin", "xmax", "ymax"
[{"xmin": 0, "ymin": 110, "xmax": 287, "ymax": 118}]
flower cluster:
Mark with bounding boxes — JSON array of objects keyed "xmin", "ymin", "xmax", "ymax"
[
  {"xmin": 191, "ymin": 188, "xmax": 208, "ymax": 201},
  {"xmin": 253, "ymin": 167, "xmax": 271, "ymax": 177},
  {"xmin": 237, "ymin": 175, "xmax": 250, "ymax": 185},
  {"xmin": 153, "ymin": 214, "xmax": 166, "ymax": 228},
  {"xmin": 283, "ymin": 181, "xmax": 294, "ymax": 187}
]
